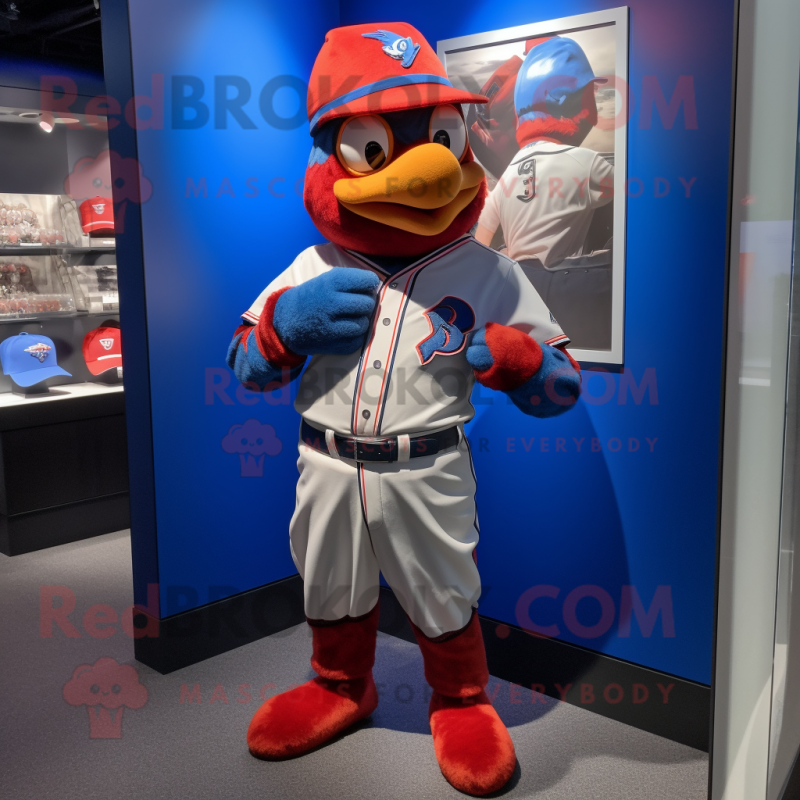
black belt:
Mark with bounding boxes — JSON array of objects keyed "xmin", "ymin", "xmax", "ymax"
[{"xmin": 300, "ymin": 420, "xmax": 459, "ymax": 463}]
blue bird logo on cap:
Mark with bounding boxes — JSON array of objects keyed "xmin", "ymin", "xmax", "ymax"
[
  {"xmin": 362, "ymin": 30, "xmax": 420, "ymax": 69},
  {"xmin": 24, "ymin": 342, "xmax": 52, "ymax": 363},
  {"xmin": 0, "ymin": 332, "xmax": 71, "ymax": 387}
]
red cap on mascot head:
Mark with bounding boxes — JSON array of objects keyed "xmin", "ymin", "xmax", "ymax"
[
  {"xmin": 304, "ymin": 24, "xmax": 489, "ymax": 258},
  {"xmin": 307, "ymin": 22, "xmax": 487, "ymax": 135}
]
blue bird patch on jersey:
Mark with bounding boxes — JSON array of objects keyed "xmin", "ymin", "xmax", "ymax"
[
  {"xmin": 362, "ymin": 30, "xmax": 421, "ymax": 69},
  {"xmin": 417, "ymin": 296, "xmax": 475, "ymax": 365}
]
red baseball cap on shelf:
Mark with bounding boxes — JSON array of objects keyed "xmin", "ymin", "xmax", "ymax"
[
  {"xmin": 79, "ymin": 196, "xmax": 115, "ymax": 235},
  {"xmin": 307, "ymin": 22, "xmax": 487, "ymax": 135},
  {"xmin": 82, "ymin": 325, "xmax": 122, "ymax": 375}
]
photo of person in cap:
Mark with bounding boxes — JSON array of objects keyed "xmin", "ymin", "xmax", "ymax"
[{"xmin": 473, "ymin": 35, "xmax": 616, "ymax": 351}]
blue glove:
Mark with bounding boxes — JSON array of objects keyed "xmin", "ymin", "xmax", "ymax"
[
  {"xmin": 467, "ymin": 325, "xmax": 580, "ymax": 418},
  {"xmin": 465, "ymin": 327, "xmax": 494, "ymax": 373},
  {"xmin": 510, "ymin": 344, "xmax": 581, "ymax": 418},
  {"xmin": 226, "ymin": 326, "xmax": 301, "ymax": 388},
  {"xmin": 273, "ymin": 267, "xmax": 380, "ymax": 356}
]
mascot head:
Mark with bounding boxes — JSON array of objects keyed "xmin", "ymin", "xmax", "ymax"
[
  {"xmin": 513, "ymin": 36, "xmax": 605, "ymax": 149},
  {"xmin": 303, "ymin": 23, "xmax": 489, "ymax": 257}
]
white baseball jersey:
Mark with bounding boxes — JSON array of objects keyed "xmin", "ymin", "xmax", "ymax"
[
  {"xmin": 478, "ymin": 142, "xmax": 614, "ymax": 267},
  {"xmin": 243, "ymin": 234, "xmax": 568, "ymax": 439},
  {"xmin": 243, "ymin": 233, "xmax": 567, "ymax": 636}
]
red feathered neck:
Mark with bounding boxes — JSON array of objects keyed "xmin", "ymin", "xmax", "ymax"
[{"xmin": 516, "ymin": 108, "xmax": 596, "ymax": 149}]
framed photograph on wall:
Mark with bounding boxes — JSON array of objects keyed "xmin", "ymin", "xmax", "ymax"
[{"xmin": 438, "ymin": 7, "xmax": 629, "ymax": 365}]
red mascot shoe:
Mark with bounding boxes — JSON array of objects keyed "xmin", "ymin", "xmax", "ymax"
[
  {"xmin": 412, "ymin": 612, "xmax": 516, "ymax": 795},
  {"xmin": 247, "ymin": 604, "xmax": 380, "ymax": 759}
]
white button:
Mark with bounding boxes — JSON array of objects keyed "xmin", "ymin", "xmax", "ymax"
[
  {"xmin": 382, "ymin": 318, "xmax": 391, "ymax": 326},
  {"xmin": 373, "ymin": 360, "xmax": 381, "ymax": 369},
  {"xmin": 362, "ymin": 410, "xmax": 371, "ymax": 419}
]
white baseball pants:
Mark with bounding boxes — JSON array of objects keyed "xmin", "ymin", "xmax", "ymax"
[{"xmin": 288, "ymin": 426, "xmax": 481, "ymax": 638}]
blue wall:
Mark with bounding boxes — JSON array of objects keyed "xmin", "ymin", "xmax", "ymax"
[
  {"xmin": 120, "ymin": 0, "xmax": 732, "ymax": 685},
  {"xmin": 121, "ymin": 0, "xmax": 336, "ymax": 614}
]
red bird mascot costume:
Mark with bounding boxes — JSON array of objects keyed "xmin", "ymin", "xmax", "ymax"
[{"xmin": 227, "ymin": 22, "xmax": 581, "ymax": 796}]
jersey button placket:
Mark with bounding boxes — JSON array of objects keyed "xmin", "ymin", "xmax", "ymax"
[{"xmin": 357, "ymin": 287, "xmax": 401, "ymax": 435}]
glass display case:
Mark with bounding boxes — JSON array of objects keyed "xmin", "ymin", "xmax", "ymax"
[
  {"xmin": 0, "ymin": 94, "xmax": 129, "ymax": 554},
  {"xmin": 0, "ymin": 102, "xmax": 121, "ymax": 395},
  {"xmin": 0, "ymin": 192, "xmax": 117, "ymax": 323}
]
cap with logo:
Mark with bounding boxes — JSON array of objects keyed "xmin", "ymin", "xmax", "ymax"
[
  {"xmin": 79, "ymin": 196, "xmax": 115, "ymax": 235},
  {"xmin": 307, "ymin": 22, "xmax": 487, "ymax": 136},
  {"xmin": 0, "ymin": 331, "xmax": 72, "ymax": 386},
  {"xmin": 82, "ymin": 325, "xmax": 122, "ymax": 375}
]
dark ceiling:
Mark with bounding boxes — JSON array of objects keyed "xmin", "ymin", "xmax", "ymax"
[{"xmin": 0, "ymin": 0, "xmax": 104, "ymax": 74}]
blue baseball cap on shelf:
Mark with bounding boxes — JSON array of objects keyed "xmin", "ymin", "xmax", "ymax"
[{"xmin": 0, "ymin": 332, "xmax": 71, "ymax": 387}]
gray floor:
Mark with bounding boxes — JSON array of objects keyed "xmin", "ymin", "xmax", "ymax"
[{"xmin": 0, "ymin": 531, "xmax": 708, "ymax": 799}]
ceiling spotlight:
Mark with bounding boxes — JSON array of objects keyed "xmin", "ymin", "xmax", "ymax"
[
  {"xmin": 18, "ymin": 111, "xmax": 41, "ymax": 119},
  {"xmin": 39, "ymin": 120, "xmax": 53, "ymax": 133},
  {"xmin": 54, "ymin": 117, "xmax": 80, "ymax": 125}
]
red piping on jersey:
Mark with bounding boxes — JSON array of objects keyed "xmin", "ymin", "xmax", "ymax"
[
  {"xmin": 348, "ymin": 237, "xmax": 473, "ymax": 435},
  {"xmin": 352, "ymin": 279, "xmax": 390, "ymax": 432},
  {"xmin": 359, "ymin": 464, "xmax": 367, "ymax": 520},
  {"xmin": 369, "ymin": 237, "xmax": 473, "ymax": 434},
  {"xmin": 352, "ymin": 263, "xmax": 407, "ymax": 435},
  {"xmin": 352, "ymin": 303, "xmax": 382, "ymax": 435},
  {"xmin": 369, "ymin": 269, "xmax": 415, "ymax": 435},
  {"xmin": 255, "ymin": 287, "xmax": 306, "ymax": 369}
]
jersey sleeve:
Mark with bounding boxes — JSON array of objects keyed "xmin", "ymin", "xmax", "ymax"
[
  {"xmin": 242, "ymin": 261, "xmax": 301, "ymax": 324},
  {"xmin": 489, "ymin": 259, "xmax": 570, "ymax": 347},
  {"xmin": 477, "ymin": 183, "xmax": 501, "ymax": 233},
  {"xmin": 587, "ymin": 154, "xmax": 614, "ymax": 209},
  {"xmin": 228, "ymin": 249, "xmax": 317, "ymax": 387}
]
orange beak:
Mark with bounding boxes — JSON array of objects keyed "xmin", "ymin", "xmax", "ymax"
[{"xmin": 333, "ymin": 143, "xmax": 485, "ymax": 236}]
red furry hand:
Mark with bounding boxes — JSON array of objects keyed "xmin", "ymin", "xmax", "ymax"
[{"xmin": 466, "ymin": 322, "xmax": 543, "ymax": 392}]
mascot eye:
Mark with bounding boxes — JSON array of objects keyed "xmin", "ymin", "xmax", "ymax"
[
  {"xmin": 337, "ymin": 115, "xmax": 393, "ymax": 174},
  {"xmin": 429, "ymin": 105, "xmax": 467, "ymax": 160}
]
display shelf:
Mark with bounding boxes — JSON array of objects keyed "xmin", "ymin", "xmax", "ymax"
[
  {"xmin": 0, "ymin": 379, "xmax": 122, "ymax": 408},
  {"xmin": 61, "ymin": 244, "xmax": 116, "ymax": 253},
  {"xmin": 0, "ymin": 244, "xmax": 116, "ymax": 256},
  {"xmin": 0, "ymin": 307, "xmax": 79, "ymax": 325},
  {"xmin": 0, "ymin": 381, "xmax": 124, "ymax": 430},
  {"xmin": 0, "ymin": 380, "xmax": 129, "ymax": 556},
  {"xmin": 0, "ymin": 245, "xmax": 60, "ymax": 256}
]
